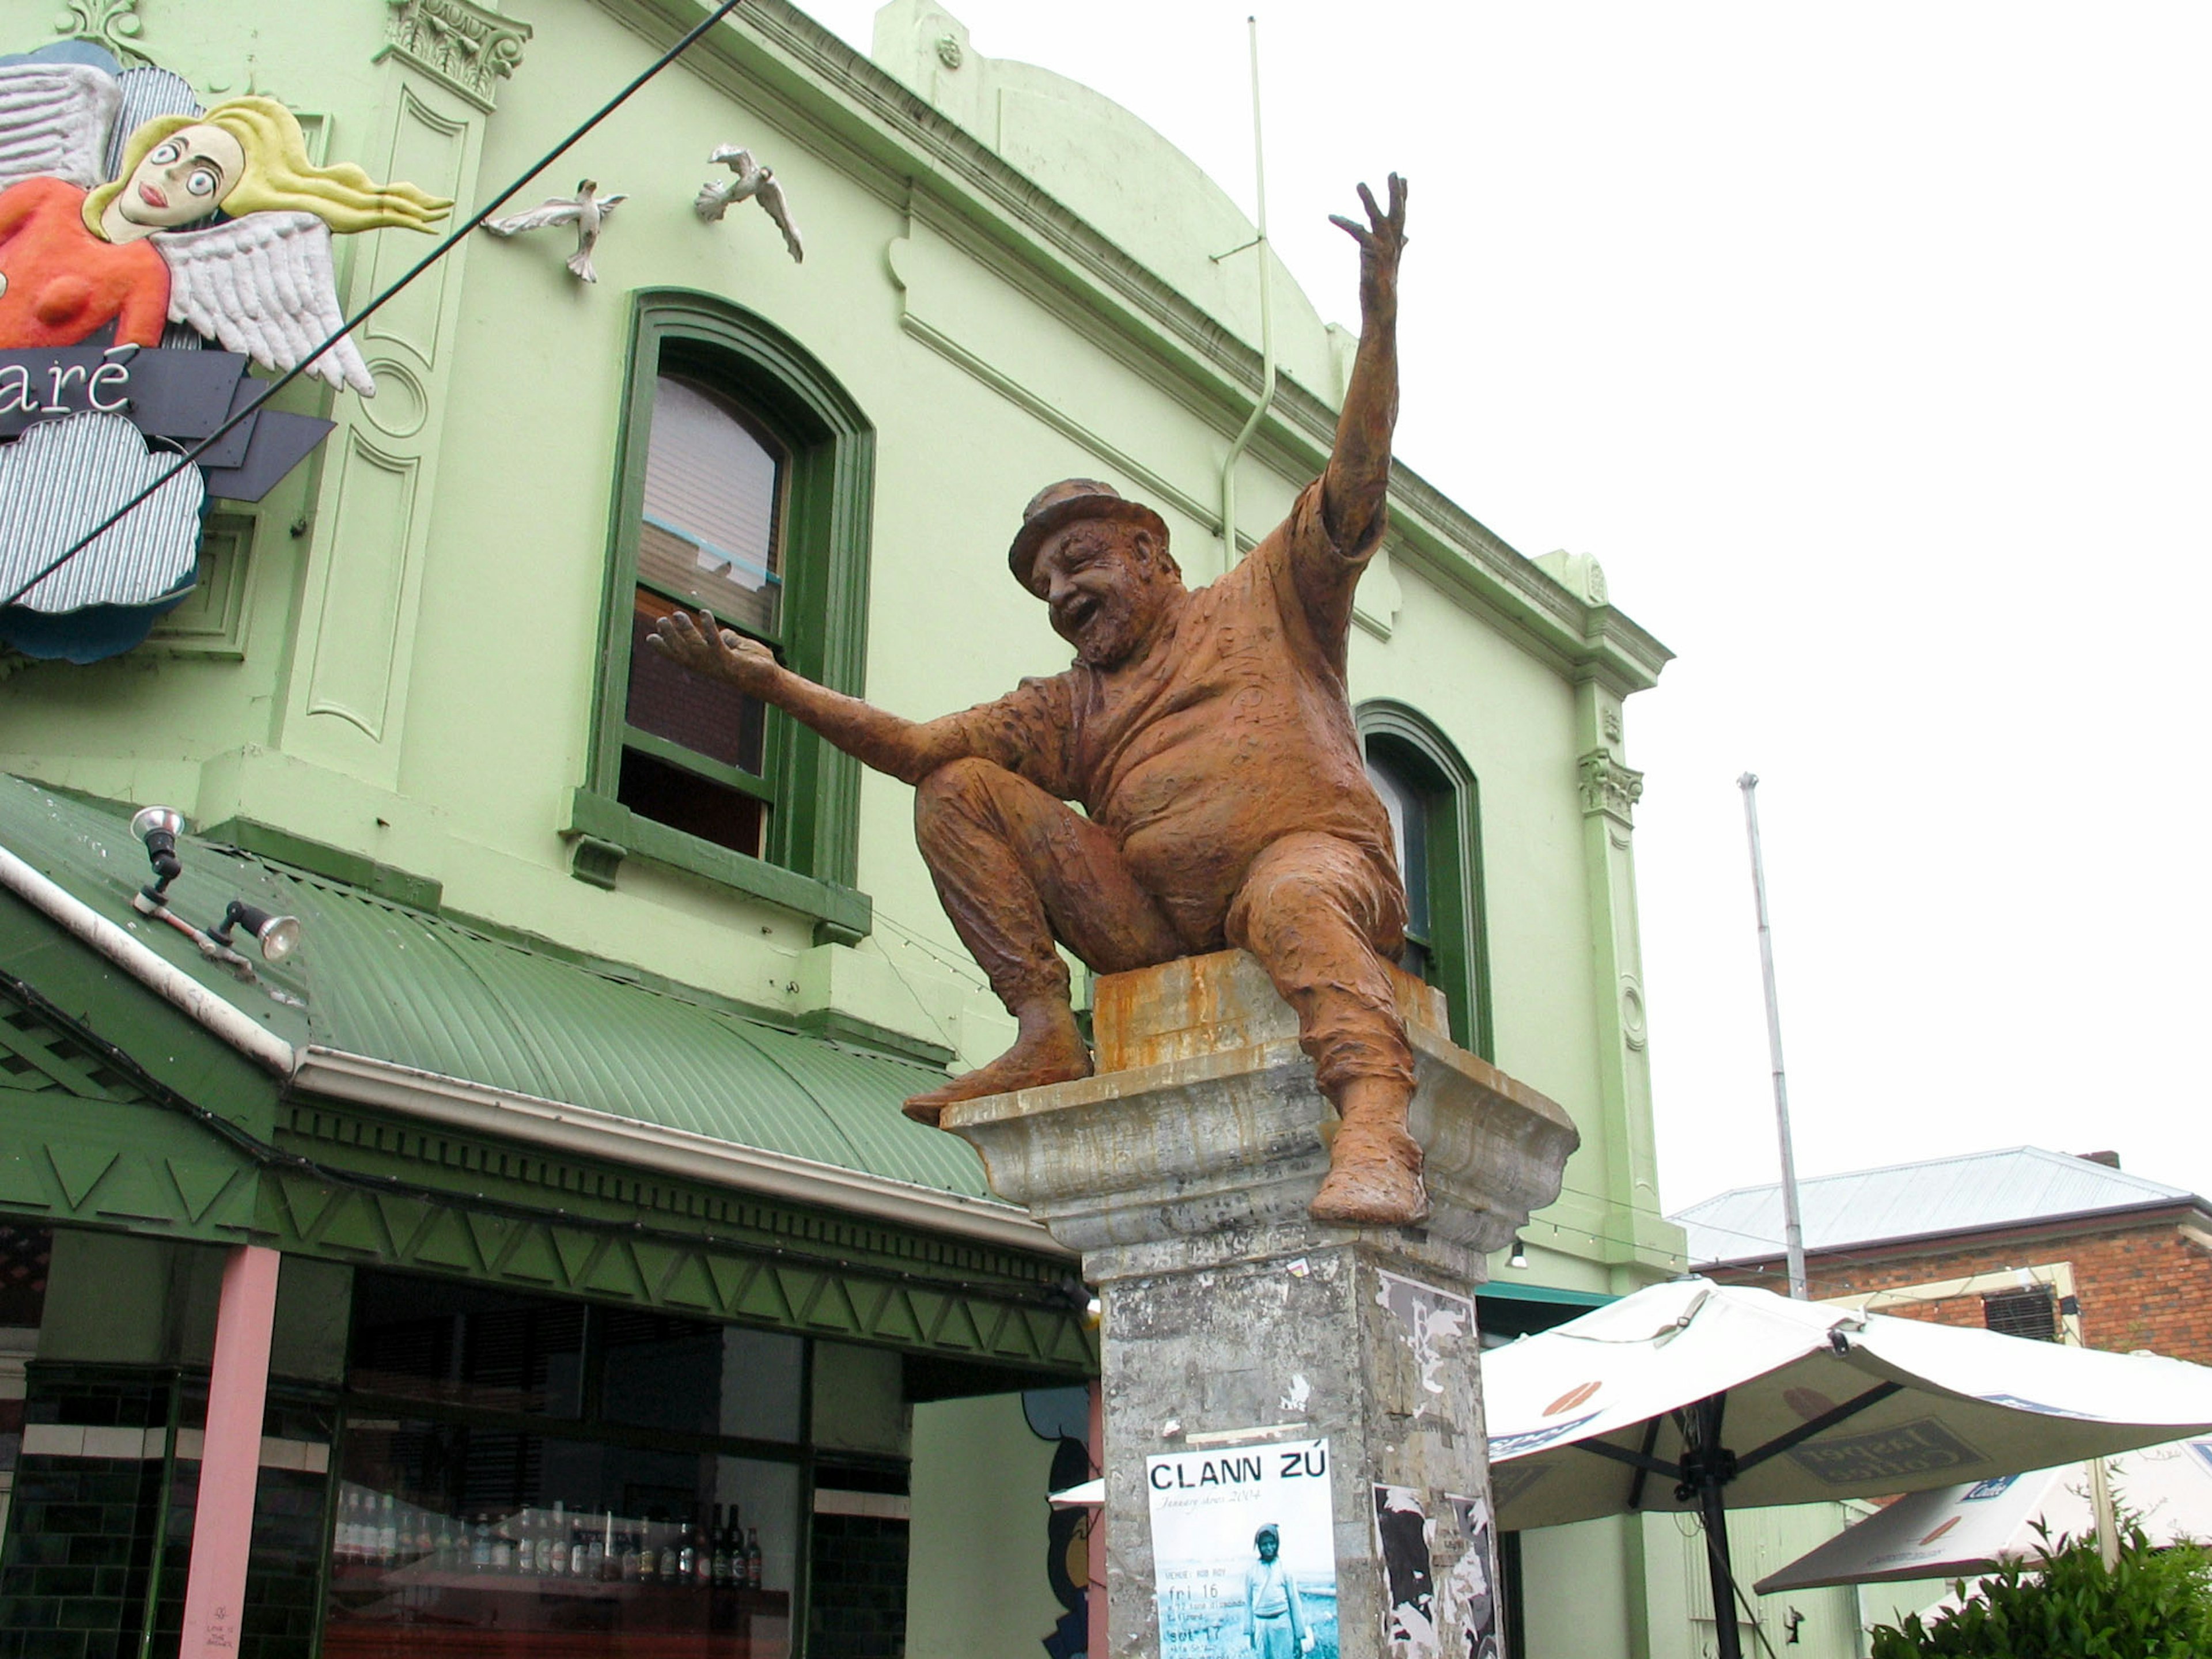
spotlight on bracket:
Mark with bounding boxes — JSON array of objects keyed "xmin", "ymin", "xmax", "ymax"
[
  {"xmin": 210, "ymin": 899, "xmax": 302, "ymax": 966},
  {"xmin": 1508, "ymin": 1237, "xmax": 1530, "ymax": 1271},
  {"xmin": 128, "ymin": 805, "xmax": 186, "ymax": 902}
]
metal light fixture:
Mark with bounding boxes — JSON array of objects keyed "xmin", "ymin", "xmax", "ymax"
[
  {"xmin": 128, "ymin": 805, "xmax": 185, "ymax": 903},
  {"xmin": 210, "ymin": 899, "xmax": 302, "ymax": 965},
  {"xmin": 1508, "ymin": 1237, "xmax": 1529, "ymax": 1270}
]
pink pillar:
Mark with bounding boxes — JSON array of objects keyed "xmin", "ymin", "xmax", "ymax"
[
  {"xmin": 1088, "ymin": 1380, "xmax": 1107, "ymax": 1659},
  {"xmin": 180, "ymin": 1244, "xmax": 282, "ymax": 1659}
]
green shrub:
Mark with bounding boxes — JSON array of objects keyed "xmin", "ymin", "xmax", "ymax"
[{"xmin": 1868, "ymin": 1522, "xmax": 2212, "ymax": 1657}]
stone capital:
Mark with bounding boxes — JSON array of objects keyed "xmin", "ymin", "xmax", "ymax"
[
  {"xmin": 379, "ymin": 0, "xmax": 533, "ymax": 111},
  {"xmin": 1578, "ymin": 746, "xmax": 1645, "ymax": 825},
  {"xmin": 940, "ymin": 951, "xmax": 1578, "ymax": 1283}
]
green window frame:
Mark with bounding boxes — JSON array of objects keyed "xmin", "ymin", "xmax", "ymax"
[
  {"xmin": 1359, "ymin": 700, "xmax": 1491, "ymax": 1058},
  {"xmin": 568, "ymin": 291, "xmax": 875, "ymax": 944}
]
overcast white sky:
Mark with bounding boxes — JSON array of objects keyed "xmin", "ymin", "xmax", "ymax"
[{"xmin": 801, "ymin": 2, "xmax": 2212, "ymax": 1218}]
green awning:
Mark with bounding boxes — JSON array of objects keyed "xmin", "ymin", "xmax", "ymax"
[{"xmin": 0, "ymin": 774, "xmax": 993, "ymax": 1203}]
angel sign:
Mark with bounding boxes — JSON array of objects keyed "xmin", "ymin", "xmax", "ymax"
[
  {"xmin": 0, "ymin": 46, "xmax": 449, "ymax": 663},
  {"xmin": 0, "ymin": 53, "xmax": 449, "ymax": 391}
]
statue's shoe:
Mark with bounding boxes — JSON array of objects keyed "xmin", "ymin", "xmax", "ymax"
[
  {"xmin": 902, "ymin": 1044, "xmax": 1093, "ymax": 1126},
  {"xmin": 1309, "ymin": 1119, "xmax": 1430, "ymax": 1227}
]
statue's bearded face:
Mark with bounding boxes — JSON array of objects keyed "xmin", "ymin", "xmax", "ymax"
[{"xmin": 1032, "ymin": 521, "xmax": 1176, "ymax": 669}]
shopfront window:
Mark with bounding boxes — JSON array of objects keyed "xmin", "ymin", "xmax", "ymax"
[
  {"xmin": 327, "ymin": 1425, "xmax": 798, "ymax": 1659},
  {"xmin": 335, "ymin": 1274, "xmax": 808, "ymax": 1659}
]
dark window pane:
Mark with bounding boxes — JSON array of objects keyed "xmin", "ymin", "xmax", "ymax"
[
  {"xmin": 626, "ymin": 587, "xmax": 766, "ymax": 774},
  {"xmin": 641, "ymin": 375, "xmax": 784, "ymax": 639},
  {"xmin": 1982, "ymin": 1287, "xmax": 2059, "ymax": 1342},
  {"xmin": 618, "ymin": 745, "xmax": 764, "ymax": 859},
  {"xmin": 328, "ymin": 1423, "xmax": 797, "ymax": 1659},
  {"xmin": 346, "ymin": 1272, "xmax": 584, "ymax": 1416},
  {"xmin": 599, "ymin": 1310, "xmax": 803, "ymax": 1444}
]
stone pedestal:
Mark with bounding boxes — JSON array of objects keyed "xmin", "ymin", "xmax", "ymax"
[{"xmin": 941, "ymin": 950, "xmax": 1578, "ymax": 1659}]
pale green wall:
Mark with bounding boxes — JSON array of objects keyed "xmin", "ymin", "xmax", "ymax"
[{"xmin": 905, "ymin": 1391, "xmax": 1063, "ymax": 1659}]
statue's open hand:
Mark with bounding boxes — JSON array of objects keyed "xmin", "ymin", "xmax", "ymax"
[
  {"xmin": 1330, "ymin": 173, "xmax": 1407, "ymax": 322},
  {"xmin": 645, "ymin": 607, "xmax": 778, "ymax": 696}
]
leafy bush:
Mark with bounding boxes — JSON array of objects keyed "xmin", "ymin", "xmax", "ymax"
[{"xmin": 1868, "ymin": 1522, "xmax": 2212, "ymax": 1657}]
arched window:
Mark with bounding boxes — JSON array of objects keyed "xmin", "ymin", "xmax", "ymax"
[
  {"xmin": 1359, "ymin": 702, "xmax": 1489, "ymax": 1057},
  {"xmin": 569, "ymin": 294, "xmax": 874, "ymax": 942}
]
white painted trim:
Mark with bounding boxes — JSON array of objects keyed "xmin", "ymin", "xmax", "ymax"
[
  {"xmin": 290, "ymin": 1047, "xmax": 1066, "ymax": 1257},
  {"xmin": 0, "ymin": 839, "xmax": 297, "ymax": 1077}
]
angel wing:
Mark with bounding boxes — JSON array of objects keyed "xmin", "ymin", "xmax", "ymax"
[
  {"xmin": 0, "ymin": 60, "xmax": 120, "ymax": 191},
  {"xmin": 756, "ymin": 175, "xmax": 803, "ymax": 263},
  {"xmin": 483, "ymin": 199, "xmax": 584, "ymax": 236},
  {"xmin": 154, "ymin": 211, "xmax": 374, "ymax": 396}
]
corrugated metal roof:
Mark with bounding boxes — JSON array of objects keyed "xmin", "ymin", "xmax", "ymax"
[
  {"xmin": 1669, "ymin": 1147, "xmax": 2198, "ymax": 1266},
  {"xmin": 0, "ymin": 774, "xmax": 992, "ymax": 1203}
]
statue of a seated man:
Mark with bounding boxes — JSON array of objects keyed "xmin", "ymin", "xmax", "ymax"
[{"xmin": 652, "ymin": 177, "xmax": 1426, "ymax": 1225}]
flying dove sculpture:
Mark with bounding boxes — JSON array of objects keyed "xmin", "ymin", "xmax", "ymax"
[
  {"xmin": 483, "ymin": 179, "xmax": 627, "ymax": 283},
  {"xmin": 694, "ymin": 144, "xmax": 803, "ymax": 263}
]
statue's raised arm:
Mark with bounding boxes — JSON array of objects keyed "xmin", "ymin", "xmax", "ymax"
[{"xmin": 1320, "ymin": 173, "xmax": 1407, "ymax": 556}]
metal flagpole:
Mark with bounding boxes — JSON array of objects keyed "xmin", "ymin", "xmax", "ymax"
[{"xmin": 1738, "ymin": 773, "xmax": 1809, "ymax": 1300}]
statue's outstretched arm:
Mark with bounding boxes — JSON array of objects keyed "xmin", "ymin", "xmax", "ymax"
[
  {"xmin": 1321, "ymin": 173, "xmax": 1407, "ymax": 554},
  {"xmin": 646, "ymin": 608, "xmax": 974, "ymax": 786}
]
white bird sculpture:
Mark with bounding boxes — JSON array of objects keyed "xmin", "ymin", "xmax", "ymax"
[
  {"xmin": 695, "ymin": 145, "xmax": 803, "ymax": 263},
  {"xmin": 483, "ymin": 178, "xmax": 628, "ymax": 283}
]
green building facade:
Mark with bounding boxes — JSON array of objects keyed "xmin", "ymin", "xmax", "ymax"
[{"xmin": 0, "ymin": 2, "xmax": 1779, "ymax": 1655}]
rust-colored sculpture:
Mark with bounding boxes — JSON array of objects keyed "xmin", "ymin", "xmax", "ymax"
[{"xmin": 652, "ymin": 177, "xmax": 1425, "ymax": 1225}]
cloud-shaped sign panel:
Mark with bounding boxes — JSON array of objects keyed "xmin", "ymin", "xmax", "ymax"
[{"xmin": 0, "ymin": 411, "xmax": 204, "ymax": 614}]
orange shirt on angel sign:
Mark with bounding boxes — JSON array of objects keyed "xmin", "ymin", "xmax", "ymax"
[{"xmin": 0, "ymin": 176, "xmax": 171, "ymax": 351}]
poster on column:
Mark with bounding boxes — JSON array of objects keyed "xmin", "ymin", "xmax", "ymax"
[{"xmin": 1147, "ymin": 1438, "xmax": 1339, "ymax": 1659}]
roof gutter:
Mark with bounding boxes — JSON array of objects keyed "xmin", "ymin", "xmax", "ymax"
[
  {"xmin": 0, "ymin": 838, "xmax": 298, "ymax": 1078},
  {"xmin": 290, "ymin": 1047, "xmax": 1067, "ymax": 1259}
]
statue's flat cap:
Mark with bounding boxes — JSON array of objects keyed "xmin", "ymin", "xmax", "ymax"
[{"xmin": 1007, "ymin": 479, "xmax": 1168, "ymax": 589}]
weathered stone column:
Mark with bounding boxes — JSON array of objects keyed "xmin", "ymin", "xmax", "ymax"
[{"xmin": 942, "ymin": 950, "xmax": 1577, "ymax": 1659}]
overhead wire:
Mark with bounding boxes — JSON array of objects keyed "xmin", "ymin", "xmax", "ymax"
[{"xmin": 0, "ymin": 0, "xmax": 749, "ymax": 612}]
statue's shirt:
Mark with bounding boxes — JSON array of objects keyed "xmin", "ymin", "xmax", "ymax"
[{"xmin": 948, "ymin": 479, "xmax": 1396, "ymax": 944}]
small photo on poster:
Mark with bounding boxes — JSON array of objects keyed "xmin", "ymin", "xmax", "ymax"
[{"xmin": 1147, "ymin": 1438, "xmax": 1339, "ymax": 1659}]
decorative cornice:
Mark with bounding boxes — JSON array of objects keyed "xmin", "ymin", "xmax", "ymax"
[
  {"xmin": 1578, "ymin": 749, "xmax": 1645, "ymax": 825},
  {"xmin": 55, "ymin": 0, "xmax": 151, "ymax": 65},
  {"xmin": 380, "ymin": 0, "xmax": 533, "ymax": 111}
]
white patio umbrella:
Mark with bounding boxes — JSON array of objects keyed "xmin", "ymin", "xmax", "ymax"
[
  {"xmin": 1755, "ymin": 1435, "xmax": 2212, "ymax": 1593},
  {"xmin": 1482, "ymin": 1280, "xmax": 2212, "ymax": 1659}
]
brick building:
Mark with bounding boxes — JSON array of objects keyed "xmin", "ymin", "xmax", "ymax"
[{"xmin": 1671, "ymin": 1147, "xmax": 2212, "ymax": 1364}]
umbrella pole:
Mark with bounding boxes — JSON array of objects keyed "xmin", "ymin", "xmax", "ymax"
[
  {"xmin": 1697, "ymin": 1475, "xmax": 1745, "ymax": 1659},
  {"xmin": 1683, "ymin": 1396, "xmax": 1747, "ymax": 1659}
]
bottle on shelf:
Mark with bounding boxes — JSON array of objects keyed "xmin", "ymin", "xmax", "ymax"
[
  {"xmin": 334, "ymin": 1490, "xmax": 357, "ymax": 1562},
  {"xmin": 620, "ymin": 1529, "xmax": 642, "ymax": 1583},
  {"xmin": 656, "ymin": 1514, "xmax": 680, "ymax": 1585},
  {"xmin": 678, "ymin": 1514, "xmax": 698, "ymax": 1585},
  {"xmin": 414, "ymin": 1509, "xmax": 436, "ymax": 1562},
  {"xmin": 489, "ymin": 1514, "xmax": 514, "ymax": 1575},
  {"xmin": 569, "ymin": 1507, "xmax": 590, "ymax": 1579},
  {"xmin": 588, "ymin": 1512, "xmax": 610, "ymax": 1582},
  {"xmin": 745, "ymin": 1526, "xmax": 762, "ymax": 1590},
  {"xmin": 376, "ymin": 1493, "xmax": 399, "ymax": 1566},
  {"xmin": 470, "ymin": 1514, "xmax": 492, "ymax": 1573},
  {"xmin": 538, "ymin": 1500, "xmax": 563, "ymax": 1576}
]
